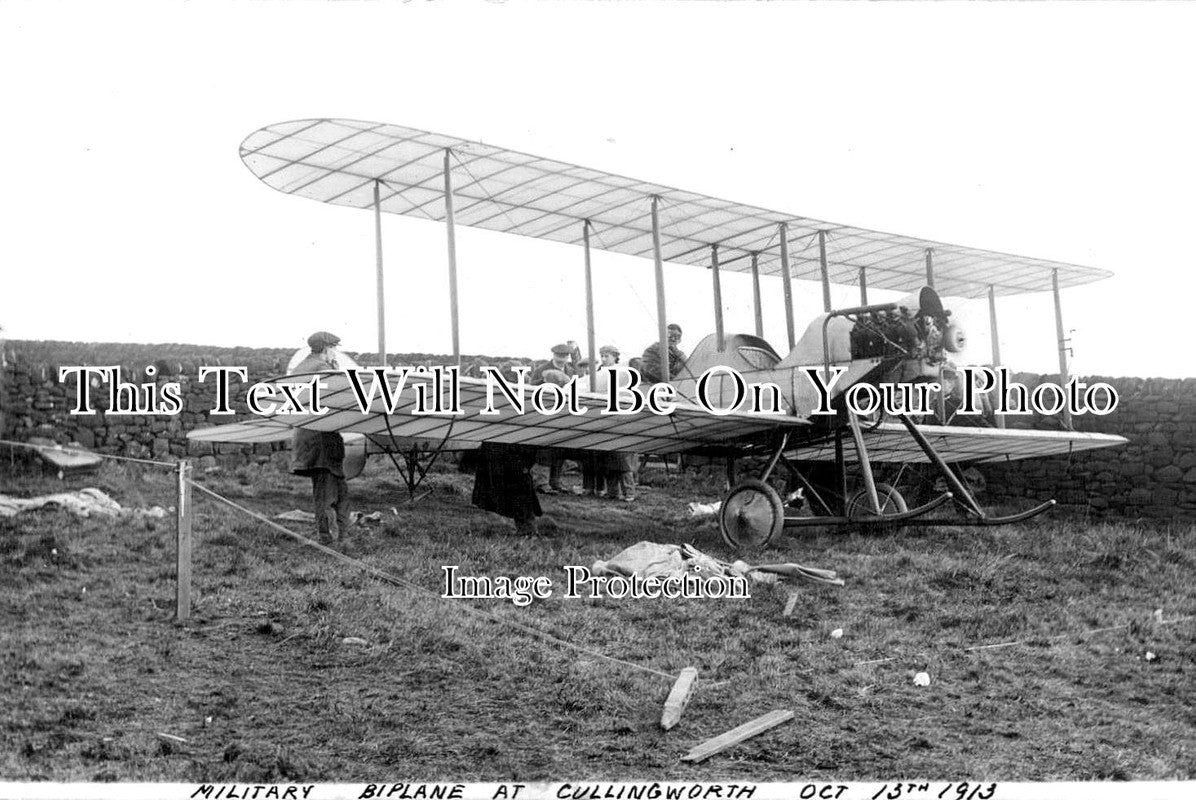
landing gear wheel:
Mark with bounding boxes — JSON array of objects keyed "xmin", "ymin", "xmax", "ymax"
[
  {"xmin": 720, "ymin": 479, "xmax": 784, "ymax": 550},
  {"xmin": 845, "ymin": 482, "xmax": 908, "ymax": 531}
]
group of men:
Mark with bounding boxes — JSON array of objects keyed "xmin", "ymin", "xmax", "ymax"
[
  {"xmin": 534, "ymin": 341, "xmax": 635, "ymax": 502},
  {"xmin": 472, "ymin": 326, "xmax": 688, "ymax": 535},
  {"xmin": 531, "ymin": 325, "xmax": 689, "ymax": 497},
  {"xmin": 288, "ymin": 325, "xmax": 688, "ymax": 542}
]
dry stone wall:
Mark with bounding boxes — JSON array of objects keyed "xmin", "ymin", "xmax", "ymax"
[{"xmin": 976, "ymin": 373, "xmax": 1196, "ymax": 521}]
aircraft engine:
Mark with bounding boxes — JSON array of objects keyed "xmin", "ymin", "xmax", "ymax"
[{"xmin": 848, "ymin": 286, "xmax": 963, "ymax": 364}]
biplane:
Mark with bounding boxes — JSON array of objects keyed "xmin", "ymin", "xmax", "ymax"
[{"xmin": 188, "ymin": 119, "xmax": 1126, "ymax": 549}]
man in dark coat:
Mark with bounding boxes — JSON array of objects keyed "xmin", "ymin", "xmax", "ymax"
[
  {"xmin": 640, "ymin": 323, "xmax": 687, "ymax": 383},
  {"xmin": 291, "ymin": 330, "xmax": 350, "ymax": 544},
  {"xmin": 530, "ymin": 342, "xmax": 579, "ymax": 385},
  {"xmin": 471, "ymin": 443, "xmax": 543, "ymax": 534}
]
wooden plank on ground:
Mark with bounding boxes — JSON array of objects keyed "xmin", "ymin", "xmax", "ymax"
[
  {"xmin": 782, "ymin": 591, "xmax": 800, "ymax": 617},
  {"xmin": 660, "ymin": 667, "xmax": 699, "ymax": 730},
  {"xmin": 680, "ymin": 709, "xmax": 794, "ymax": 763}
]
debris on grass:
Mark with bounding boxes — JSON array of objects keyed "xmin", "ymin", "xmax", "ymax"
[
  {"xmin": 660, "ymin": 667, "xmax": 699, "ymax": 731},
  {"xmin": 913, "ymin": 671, "xmax": 931, "ymax": 686},
  {"xmin": 275, "ymin": 509, "xmax": 316, "ymax": 523},
  {"xmin": 132, "ymin": 506, "xmax": 167, "ymax": 519},
  {"xmin": 256, "ymin": 621, "xmax": 284, "ymax": 636},
  {"xmin": 680, "ymin": 709, "xmax": 795, "ymax": 763},
  {"xmin": 782, "ymin": 592, "xmax": 801, "ymax": 617},
  {"xmin": 687, "ymin": 501, "xmax": 721, "ymax": 517},
  {"xmin": 591, "ymin": 541, "xmax": 687, "ymax": 579},
  {"xmin": 0, "ymin": 487, "xmax": 123, "ymax": 518},
  {"xmin": 590, "ymin": 542, "xmax": 844, "ymax": 595}
]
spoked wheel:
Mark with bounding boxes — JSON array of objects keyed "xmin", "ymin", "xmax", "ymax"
[
  {"xmin": 845, "ymin": 482, "xmax": 908, "ymax": 531},
  {"xmin": 719, "ymin": 479, "xmax": 784, "ymax": 550}
]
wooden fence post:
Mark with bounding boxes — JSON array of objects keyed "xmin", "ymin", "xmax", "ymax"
[{"xmin": 175, "ymin": 460, "xmax": 192, "ymax": 622}]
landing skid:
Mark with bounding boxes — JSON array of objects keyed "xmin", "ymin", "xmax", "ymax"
[
  {"xmin": 782, "ymin": 491, "xmax": 954, "ymax": 529},
  {"xmin": 717, "ymin": 415, "xmax": 1060, "ymax": 550}
]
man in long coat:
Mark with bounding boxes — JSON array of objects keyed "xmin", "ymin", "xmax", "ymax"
[
  {"xmin": 291, "ymin": 330, "xmax": 350, "ymax": 544},
  {"xmin": 471, "ymin": 443, "xmax": 543, "ymax": 535}
]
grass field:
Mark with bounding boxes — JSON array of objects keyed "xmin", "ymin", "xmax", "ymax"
[{"xmin": 1, "ymin": 454, "xmax": 1192, "ymax": 782}]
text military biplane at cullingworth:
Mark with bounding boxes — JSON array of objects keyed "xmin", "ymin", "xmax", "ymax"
[{"xmin": 188, "ymin": 119, "xmax": 1127, "ymax": 549}]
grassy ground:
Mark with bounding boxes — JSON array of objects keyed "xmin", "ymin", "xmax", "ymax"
[{"xmin": 1, "ymin": 454, "xmax": 1192, "ymax": 782}]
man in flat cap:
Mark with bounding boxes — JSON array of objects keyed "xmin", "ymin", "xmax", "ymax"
[
  {"xmin": 530, "ymin": 342, "xmax": 579, "ymax": 385},
  {"xmin": 640, "ymin": 323, "xmax": 687, "ymax": 384},
  {"xmin": 290, "ymin": 331, "xmax": 351, "ymax": 545},
  {"xmin": 530, "ymin": 342, "xmax": 580, "ymax": 493}
]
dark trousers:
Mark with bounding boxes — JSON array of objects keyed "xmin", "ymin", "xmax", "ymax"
[
  {"xmin": 311, "ymin": 469, "xmax": 349, "ymax": 542},
  {"xmin": 548, "ymin": 451, "xmax": 566, "ymax": 489}
]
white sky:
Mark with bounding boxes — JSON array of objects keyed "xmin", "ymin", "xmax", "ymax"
[{"xmin": 2, "ymin": 2, "xmax": 1194, "ymax": 379}]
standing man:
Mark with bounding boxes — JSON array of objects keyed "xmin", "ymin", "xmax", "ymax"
[
  {"xmin": 640, "ymin": 323, "xmax": 687, "ymax": 384},
  {"xmin": 589, "ymin": 345, "xmax": 638, "ymax": 502},
  {"xmin": 290, "ymin": 331, "xmax": 351, "ymax": 545},
  {"xmin": 531, "ymin": 343, "xmax": 579, "ymax": 493},
  {"xmin": 578, "ymin": 344, "xmax": 622, "ymax": 496},
  {"xmin": 471, "ymin": 443, "xmax": 543, "ymax": 535}
]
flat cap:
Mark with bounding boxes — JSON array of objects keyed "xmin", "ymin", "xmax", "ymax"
[
  {"xmin": 307, "ymin": 330, "xmax": 341, "ymax": 349},
  {"xmin": 667, "ymin": 323, "xmax": 683, "ymax": 334},
  {"xmin": 599, "ymin": 344, "xmax": 619, "ymax": 356},
  {"xmin": 550, "ymin": 343, "xmax": 573, "ymax": 356}
]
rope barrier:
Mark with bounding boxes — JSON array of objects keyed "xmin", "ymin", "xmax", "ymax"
[
  {"xmin": 186, "ymin": 479, "xmax": 677, "ymax": 682},
  {"xmin": 853, "ymin": 613, "xmax": 1192, "ymax": 668},
  {"xmin": 0, "ymin": 438, "xmax": 177, "ymax": 468}
]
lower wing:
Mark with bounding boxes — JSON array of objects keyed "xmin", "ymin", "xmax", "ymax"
[{"xmin": 784, "ymin": 421, "xmax": 1126, "ymax": 464}]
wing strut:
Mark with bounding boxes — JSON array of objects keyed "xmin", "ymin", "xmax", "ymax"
[
  {"xmin": 779, "ymin": 223, "xmax": 795, "ymax": 350},
  {"xmin": 846, "ymin": 411, "xmax": 882, "ymax": 515},
  {"xmin": 711, "ymin": 244, "xmax": 725, "ymax": 352},
  {"xmin": 988, "ymin": 284, "xmax": 1006, "ymax": 428},
  {"xmin": 1052, "ymin": 268, "xmax": 1071, "ymax": 430},
  {"xmin": 373, "ymin": 180, "xmax": 386, "ymax": 367},
  {"xmin": 818, "ymin": 230, "xmax": 831, "ymax": 313},
  {"xmin": 651, "ymin": 196, "xmax": 670, "ymax": 382},
  {"xmin": 583, "ymin": 220, "xmax": 597, "ymax": 385},
  {"xmin": 750, "ymin": 252, "xmax": 764, "ymax": 338},
  {"xmin": 444, "ymin": 149, "xmax": 461, "ymax": 365}
]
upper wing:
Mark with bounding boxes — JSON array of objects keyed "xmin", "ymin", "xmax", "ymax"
[
  {"xmin": 784, "ymin": 421, "xmax": 1126, "ymax": 464},
  {"xmin": 186, "ymin": 371, "xmax": 809, "ymax": 456},
  {"xmin": 239, "ymin": 119, "xmax": 1112, "ymax": 299}
]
